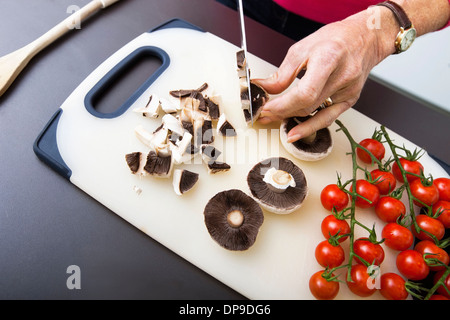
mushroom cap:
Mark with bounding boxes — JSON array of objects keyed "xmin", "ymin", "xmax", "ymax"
[
  {"xmin": 247, "ymin": 157, "xmax": 308, "ymax": 214},
  {"xmin": 203, "ymin": 189, "xmax": 264, "ymax": 251},
  {"xmin": 173, "ymin": 169, "xmax": 199, "ymax": 195},
  {"xmin": 280, "ymin": 117, "xmax": 333, "ymax": 161}
]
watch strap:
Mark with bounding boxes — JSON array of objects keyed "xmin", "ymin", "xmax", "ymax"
[{"xmin": 377, "ymin": 1, "xmax": 413, "ymax": 29}]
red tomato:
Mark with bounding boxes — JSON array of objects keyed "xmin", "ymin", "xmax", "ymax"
[
  {"xmin": 433, "ymin": 270, "xmax": 450, "ymax": 299},
  {"xmin": 357, "ymin": 138, "xmax": 385, "ymax": 164},
  {"xmin": 375, "ymin": 196, "xmax": 406, "ymax": 223},
  {"xmin": 381, "ymin": 223, "xmax": 414, "ymax": 251},
  {"xmin": 380, "ymin": 273, "xmax": 408, "ymax": 300},
  {"xmin": 414, "ymin": 240, "xmax": 449, "ymax": 272},
  {"xmin": 350, "ymin": 180, "xmax": 380, "ymax": 209},
  {"xmin": 346, "ymin": 264, "xmax": 377, "ymax": 297},
  {"xmin": 392, "ymin": 158, "xmax": 423, "ymax": 183},
  {"xmin": 353, "ymin": 238, "xmax": 385, "ymax": 266},
  {"xmin": 396, "ymin": 250, "xmax": 429, "ymax": 281},
  {"xmin": 433, "ymin": 200, "xmax": 450, "ymax": 228},
  {"xmin": 412, "ymin": 214, "xmax": 445, "ymax": 242},
  {"xmin": 321, "ymin": 215, "xmax": 351, "ymax": 242},
  {"xmin": 320, "ymin": 184, "xmax": 349, "ymax": 212},
  {"xmin": 434, "ymin": 177, "xmax": 450, "ymax": 201},
  {"xmin": 309, "ymin": 270, "xmax": 340, "ymax": 300},
  {"xmin": 315, "ymin": 240, "xmax": 345, "ymax": 269},
  {"xmin": 410, "ymin": 178, "xmax": 439, "ymax": 207},
  {"xmin": 429, "ymin": 295, "xmax": 449, "ymax": 300},
  {"xmin": 370, "ymin": 169, "xmax": 396, "ymax": 195}
]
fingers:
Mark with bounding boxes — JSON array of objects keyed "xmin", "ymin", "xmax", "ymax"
[
  {"xmin": 253, "ymin": 44, "xmax": 307, "ymax": 95},
  {"xmin": 286, "ymin": 102, "xmax": 351, "ymax": 143}
]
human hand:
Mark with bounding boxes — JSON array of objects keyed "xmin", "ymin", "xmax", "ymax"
[{"xmin": 255, "ymin": 11, "xmax": 394, "ymax": 143}]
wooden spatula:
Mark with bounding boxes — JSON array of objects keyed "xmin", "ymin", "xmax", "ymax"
[{"xmin": 0, "ymin": 0, "xmax": 121, "ymax": 98}]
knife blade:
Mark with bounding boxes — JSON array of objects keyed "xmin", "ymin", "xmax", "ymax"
[{"xmin": 237, "ymin": 0, "xmax": 253, "ymax": 126}]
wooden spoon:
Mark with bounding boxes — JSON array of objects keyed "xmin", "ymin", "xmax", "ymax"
[{"xmin": 0, "ymin": 0, "xmax": 121, "ymax": 98}]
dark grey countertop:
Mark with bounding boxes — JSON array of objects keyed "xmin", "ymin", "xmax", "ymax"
[{"xmin": 0, "ymin": 0, "xmax": 448, "ymax": 300}]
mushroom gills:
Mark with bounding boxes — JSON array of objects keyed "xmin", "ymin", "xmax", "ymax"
[
  {"xmin": 247, "ymin": 157, "xmax": 308, "ymax": 214},
  {"xmin": 173, "ymin": 169, "xmax": 199, "ymax": 195},
  {"xmin": 280, "ymin": 116, "xmax": 333, "ymax": 161},
  {"xmin": 143, "ymin": 150, "xmax": 173, "ymax": 178},
  {"xmin": 203, "ymin": 189, "xmax": 264, "ymax": 251}
]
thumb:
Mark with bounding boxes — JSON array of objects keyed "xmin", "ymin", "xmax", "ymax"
[{"xmin": 253, "ymin": 56, "xmax": 307, "ymax": 95}]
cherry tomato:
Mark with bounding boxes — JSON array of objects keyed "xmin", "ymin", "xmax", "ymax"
[
  {"xmin": 346, "ymin": 264, "xmax": 377, "ymax": 297},
  {"xmin": 434, "ymin": 177, "xmax": 450, "ymax": 201},
  {"xmin": 350, "ymin": 180, "xmax": 380, "ymax": 209},
  {"xmin": 357, "ymin": 138, "xmax": 385, "ymax": 164},
  {"xmin": 433, "ymin": 270, "xmax": 450, "ymax": 299},
  {"xmin": 320, "ymin": 184, "xmax": 349, "ymax": 211},
  {"xmin": 412, "ymin": 214, "xmax": 445, "ymax": 242},
  {"xmin": 370, "ymin": 169, "xmax": 396, "ymax": 195},
  {"xmin": 309, "ymin": 270, "xmax": 340, "ymax": 300},
  {"xmin": 433, "ymin": 200, "xmax": 450, "ymax": 228},
  {"xmin": 414, "ymin": 240, "xmax": 449, "ymax": 272},
  {"xmin": 410, "ymin": 178, "xmax": 439, "ymax": 207},
  {"xmin": 396, "ymin": 249, "xmax": 429, "ymax": 281},
  {"xmin": 392, "ymin": 158, "xmax": 423, "ymax": 183},
  {"xmin": 321, "ymin": 215, "xmax": 351, "ymax": 243},
  {"xmin": 353, "ymin": 238, "xmax": 385, "ymax": 266},
  {"xmin": 381, "ymin": 223, "xmax": 414, "ymax": 251},
  {"xmin": 380, "ymin": 273, "xmax": 408, "ymax": 300},
  {"xmin": 375, "ymin": 196, "xmax": 406, "ymax": 223},
  {"xmin": 315, "ymin": 240, "xmax": 345, "ymax": 269},
  {"xmin": 429, "ymin": 295, "xmax": 449, "ymax": 300}
]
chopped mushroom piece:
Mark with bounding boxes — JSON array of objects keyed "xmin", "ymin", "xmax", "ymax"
[
  {"xmin": 206, "ymin": 161, "xmax": 230, "ymax": 174},
  {"xmin": 242, "ymin": 82, "xmax": 269, "ymax": 124},
  {"xmin": 203, "ymin": 189, "xmax": 264, "ymax": 251},
  {"xmin": 169, "ymin": 83, "xmax": 208, "ymax": 98},
  {"xmin": 247, "ymin": 157, "xmax": 308, "ymax": 214},
  {"xmin": 280, "ymin": 116, "xmax": 333, "ymax": 161},
  {"xmin": 133, "ymin": 94, "xmax": 161, "ymax": 118},
  {"xmin": 143, "ymin": 150, "xmax": 173, "ymax": 178},
  {"xmin": 216, "ymin": 113, "xmax": 237, "ymax": 136},
  {"xmin": 173, "ymin": 169, "xmax": 199, "ymax": 195}
]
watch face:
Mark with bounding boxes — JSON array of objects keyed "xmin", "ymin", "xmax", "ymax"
[{"xmin": 400, "ymin": 28, "xmax": 417, "ymax": 51}]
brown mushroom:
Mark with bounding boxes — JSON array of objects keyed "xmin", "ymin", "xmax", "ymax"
[
  {"xmin": 280, "ymin": 116, "xmax": 333, "ymax": 161},
  {"xmin": 247, "ymin": 157, "xmax": 308, "ymax": 214},
  {"xmin": 203, "ymin": 189, "xmax": 264, "ymax": 251}
]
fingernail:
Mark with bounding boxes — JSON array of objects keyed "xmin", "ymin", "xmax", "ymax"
[{"xmin": 287, "ymin": 134, "xmax": 301, "ymax": 143}]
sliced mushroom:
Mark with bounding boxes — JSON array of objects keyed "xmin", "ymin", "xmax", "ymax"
[
  {"xmin": 173, "ymin": 169, "xmax": 199, "ymax": 195},
  {"xmin": 169, "ymin": 83, "xmax": 208, "ymax": 98},
  {"xmin": 247, "ymin": 157, "xmax": 308, "ymax": 214},
  {"xmin": 125, "ymin": 152, "xmax": 143, "ymax": 175},
  {"xmin": 172, "ymin": 131, "xmax": 194, "ymax": 164},
  {"xmin": 200, "ymin": 144, "xmax": 222, "ymax": 162},
  {"xmin": 205, "ymin": 96, "xmax": 221, "ymax": 121},
  {"xmin": 133, "ymin": 94, "xmax": 161, "ymax": 118},
  {"xmin": 206, "ymin": 161, "xmax": 230, "ymax": 174},
  {"xmin": 160, "ymin": 97, "xmax": 180, "ymax": 114},
  {"xmin": 143, "ymin": 150, "xmax": 173, "ymax": 178},
  {"xmin": 161, "ymin": 113, "xmax": 184, "ymax": 136},
  {"xmin": 203, "ymin": 189, "xmax": 264, "ymax": 251},
  {"xmin": 280, "ymin": 116, "xmax": 333, "ymax": 161},
  {"xmin": 216, "ymin": 113, "xmax": 237, "ymax": 136},
  {"xmin": 242, "ymin": 81, "xmax": 269, "ymax": 124}
]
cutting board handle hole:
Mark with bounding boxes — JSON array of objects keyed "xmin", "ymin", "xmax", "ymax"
[{"xmin": 85, "ymin": 47, "xmax": 169, "ymax": 118}]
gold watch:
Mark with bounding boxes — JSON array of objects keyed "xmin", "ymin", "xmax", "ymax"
[{"xmin": 377, "ymin": 1, "xmax": 417, "ymax": 54}]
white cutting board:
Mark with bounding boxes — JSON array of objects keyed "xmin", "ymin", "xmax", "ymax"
[{"xmin": 34, "ymin": 19, "xmax": 449, "ymax": 300}]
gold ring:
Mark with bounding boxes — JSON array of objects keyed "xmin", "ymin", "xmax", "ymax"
[{"xmin": 318, "ymin": 97, "xmax": 333, "ymax": 110}]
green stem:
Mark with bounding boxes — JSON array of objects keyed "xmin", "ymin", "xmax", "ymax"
[{"xmin": 424, "ymin": 267, "xmax": 450, "ymax": 300}]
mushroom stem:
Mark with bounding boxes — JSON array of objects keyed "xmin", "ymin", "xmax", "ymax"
[
  {"xmin": 227, "ymin": 210, "xmax": 244, "ymax": 228},
  {"xmin": 300, "ymin": 131, "xmax": 317, "ymax": 144}
]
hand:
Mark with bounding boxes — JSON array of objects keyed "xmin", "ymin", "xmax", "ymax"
[{"xmin": 255, "ymin": 11, "xmax": 392, "ymax": 143}]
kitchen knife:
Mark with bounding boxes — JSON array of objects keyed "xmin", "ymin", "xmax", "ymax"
[{"xmin": 237, "ymin": 0, "xmax": 253, "ymax": 126}]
